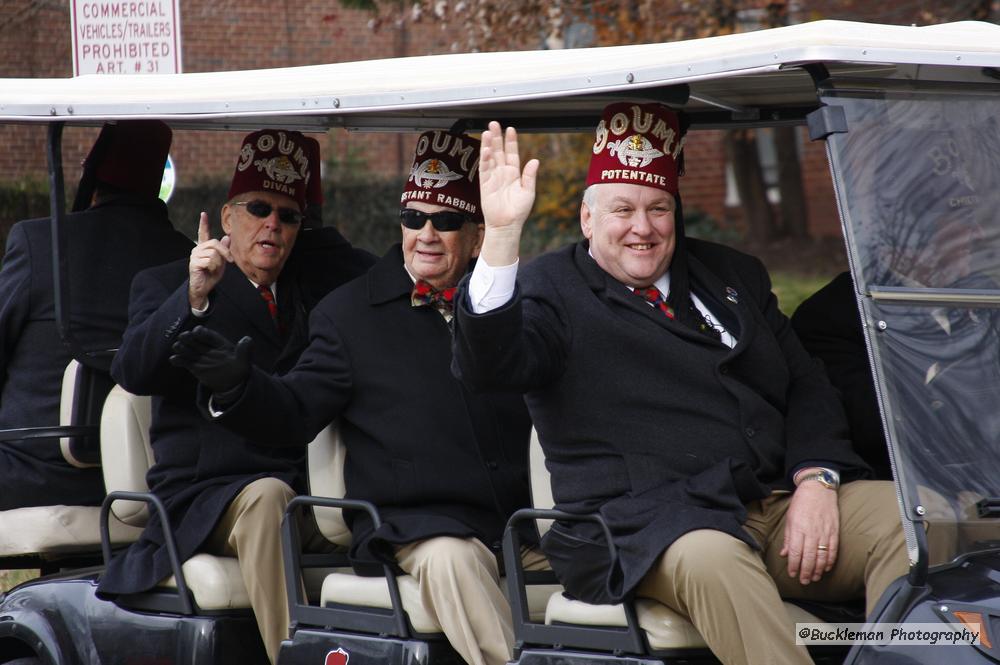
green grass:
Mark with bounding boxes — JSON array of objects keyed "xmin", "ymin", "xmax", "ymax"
[
  {"xmin": 0, "ymin": 568, "xmax": 39, "ymax": 592},
  {"xmin": 771, "ymin": 272, "xmax": 832, "ymax": 318}
]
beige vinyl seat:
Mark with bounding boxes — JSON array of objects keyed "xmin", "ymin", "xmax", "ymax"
[
  {"xmin": 309, "ymin": 421, "xmax": 557, "ymax": 633},
  {"xmin": 99, "ymin": 384, "xmax": 253, "ymax": 610},
  {"xmin": 0, "ymin": 361, "xmax": 141, "ymax": 561},
  {"xmin": 101, "ymin": 385, "xmax": 348, "ymax": 612},
  {"xmin": 526, "ymin": 430, "xmax": 832, "ymax": 652},
  {"xmin": 309, "ymin": 421, "xmax": 443, "ymax": 633},
  {"xmin": 97, "ymin": 390, "xmax": 372, "ymax": 612}
]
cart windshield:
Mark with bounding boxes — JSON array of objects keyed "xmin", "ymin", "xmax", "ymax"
[{"xmin": 824, "ymin": 85, "xmax": 1000, "ymax": 566}]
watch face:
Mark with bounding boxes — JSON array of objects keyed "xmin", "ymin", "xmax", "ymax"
[{"xmin": 819, "ymin": 469, "xmax": 839, "ymax": 488}]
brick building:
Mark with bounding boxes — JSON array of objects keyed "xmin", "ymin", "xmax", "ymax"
[
  {"xmin": 0, "ymin": 1, "xmax": 438, "ymax": 193},
  {"xmin": 0, "ymin": 0, "xmax": 991, "ymax": 240}
]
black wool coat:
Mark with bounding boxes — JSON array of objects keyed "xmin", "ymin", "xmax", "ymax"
[
  {"xmin": 98, "ymin": 231, "xmax": 374, "ymax": 596},
  {"xmin": 453, "ymin": 240, "xmax": 869, "ymax": 605},
  {"xmin": 215, "ymin": 244, "xmax": 532, "ymax": 572},
  {"xmin": 0, "ymin": 196, "xmax": 192, "ymax": 510}
]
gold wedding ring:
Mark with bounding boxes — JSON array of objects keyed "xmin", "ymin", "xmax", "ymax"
[{"xmin": 817, "ymin": 544, "xmax": 829, "ymax": 551}]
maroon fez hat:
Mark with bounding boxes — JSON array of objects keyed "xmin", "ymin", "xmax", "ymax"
[
  {"xmin": 586, "ymin": 102, "xmax": 684, "ymax": 195},
  {"xmin": 400, "ymin": 130, "xmax": 482, "ymax": 223},
  {"xmin": 228, "ymin": 129, "xmax": 313, "ymax": 211},
  {"xmin": 85, "ymin": 120, "xmax": 172, "ymax": 199}
]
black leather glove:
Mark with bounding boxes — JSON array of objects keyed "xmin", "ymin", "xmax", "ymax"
[{"xmin": 170, "ymin": 325, "xmax": 253, "ymax": 395}]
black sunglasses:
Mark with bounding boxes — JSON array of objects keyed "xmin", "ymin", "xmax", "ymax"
[
  {"xmin": 399, "ymin": 208, "xmax": 472, "ymax": 232},
  {"xmin": 234, "ymin": 200, "xmax": 304, "ymax": 225}
]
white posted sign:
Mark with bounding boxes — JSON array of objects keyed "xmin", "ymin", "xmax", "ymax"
[{"xmin": 70, "ymin": 1, "xmax": 182, "ymax": 76}]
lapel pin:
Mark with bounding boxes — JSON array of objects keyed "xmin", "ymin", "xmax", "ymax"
[{"xmin": 725, "ymin": 286, "xmax": 739, "ymax": 304}]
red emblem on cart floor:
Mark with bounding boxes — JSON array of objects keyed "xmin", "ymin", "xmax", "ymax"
[{"xmin": 325, "ymin": 648, "xmax": 349, "ymax": 665}]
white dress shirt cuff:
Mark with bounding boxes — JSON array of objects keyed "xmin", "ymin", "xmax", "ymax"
[
  {"xmin": 469, "ymin": 258, "xmax": 519, "ymax": 313},
  {"xmin": 207, "ymin": 395, "xmax": 223, "ymax": 418}
]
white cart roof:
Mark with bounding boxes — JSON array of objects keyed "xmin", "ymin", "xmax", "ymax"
[{"xmin": 1, "ymin": 19, "xmax": 999, "ymax": 131}]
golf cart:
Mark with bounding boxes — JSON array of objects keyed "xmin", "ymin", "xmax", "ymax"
[{"xmin": 1, "ymin": 18, "xmax": 1000, "ymax": 665}]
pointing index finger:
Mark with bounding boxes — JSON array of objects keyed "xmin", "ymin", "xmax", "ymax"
[{"xmin": 197, "ymin": 212, "xmax": 211, "ymax": 244}]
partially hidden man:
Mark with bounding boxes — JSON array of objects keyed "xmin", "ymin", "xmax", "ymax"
[
  {"xmin": 0, "ymin": 120, "xmax": 191, "ymax": 510},
  {"xmin": 97, "ymin": 129, "xmax": 375, "ymax": 664},
  {"xmin": 451, "ymin": 105, "xmax": 908, "ymax": 665},
  {"xmin": 169, "ymin": 130, "xmax": 538, "ymax": 665}
]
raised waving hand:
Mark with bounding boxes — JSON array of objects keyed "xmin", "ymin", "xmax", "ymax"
[{"xmin": 479, "ymin": 121, "xmax": 539, "ymax": 267}]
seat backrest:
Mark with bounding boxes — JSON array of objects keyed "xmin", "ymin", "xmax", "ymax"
[
  {"xmin": 59, "ymin": 359, "xmax": 115, "ymax": 468},
  {"xmin": 98, "ymin": 391, "xmax": 345, "ymax": 538},
  {"xmin": 529, "ymin": 428, "xmax": 555, "ymax": 536},
  {"xmin": 307, "ymin": 421, "xmax": 352, "ymax": 547},
  {"xmin": 99, "ymin": 385, "xmax": 154, "ymax": 526}
]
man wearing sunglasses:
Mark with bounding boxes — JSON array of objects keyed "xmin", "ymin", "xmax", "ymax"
[
  {"xmin": 170, "ymin": 130, "xmax": 537, "ymax": 665},
  {"xmin": 99, "ymin": 129, "xmax": 374, "ymax": 665}
]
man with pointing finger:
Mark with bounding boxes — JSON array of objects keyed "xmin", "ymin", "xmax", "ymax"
[
  {"xmin": 452, "ymin": 106, "xmax": 908, "ymax": 665},
  {"xmin": 98, "ymin": 129, "xmax": 374, "ymax": 664}
]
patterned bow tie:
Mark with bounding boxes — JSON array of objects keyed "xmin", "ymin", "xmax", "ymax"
[{"xmin": 411, "ymin": 280, "xmax": 457, "ymax": 321}]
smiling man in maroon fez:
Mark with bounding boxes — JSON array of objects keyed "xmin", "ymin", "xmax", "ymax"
[
  {"xmin": 169, "ymin": 130, "xmax": 537, "ymax": 665},
  {"xmin": 0, "ymin": 119, "xmax": 191, "ymax": 511},
  {"xmin": 450, "ymin": 104, "xmax": 908, "ymax": 665},
  {"xmin": 99, "ymin": 128, "xmax": 373, "ymax": 664}
]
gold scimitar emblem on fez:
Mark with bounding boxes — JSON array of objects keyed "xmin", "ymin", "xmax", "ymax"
[
  {"xmin": 607, "ymin": 134, "xmax": 665, "ymax": 168},
  {"xmin": 254, "ymin": 155, "xmax": 303, "ymax": 184},
  {"xmin": 410, "ymin": 158, "xmax": 463, "ymax": 189}
]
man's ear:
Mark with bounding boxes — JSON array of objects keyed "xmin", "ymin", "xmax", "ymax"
[
  {"xmin": 580, "ymin": 201, "xmax": 594, "ymax": 240},
  {"xmin": 470, "ymin": 223, "xmax": 485, "ymax": 258},
  {"xmin": 221, "ymin": 204, "xmax": 233, "ymax": 235}
]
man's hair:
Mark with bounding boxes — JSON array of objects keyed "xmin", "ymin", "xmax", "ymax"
[{"xmin": 581, "ymin": 183, "xmax": 677, "ymax": 212}]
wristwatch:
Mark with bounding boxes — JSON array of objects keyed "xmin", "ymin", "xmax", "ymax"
[{"xmin": 796, "ymin": 468, "xmax": 840, "ymax": 490}]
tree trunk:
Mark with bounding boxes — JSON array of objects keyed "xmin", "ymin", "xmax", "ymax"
[
  {"xmin": 774, "ymin": 125, "xmax": 809, "ymax": 239},
  {"xmin": 725, "ymin": 129, "xmax": 776, "ymax": 242},
  {"xmin": 970, "ymin": 0, "xmax": 999, "ymax": 21}
]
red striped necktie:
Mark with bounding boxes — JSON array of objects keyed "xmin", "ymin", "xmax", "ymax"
[
  {"xmin": 258, "ymin": 285, "xmax": 279, "ymax": 328},
  {"xmin": 633, "ymin": 286, "xmax": 676, "ymax": 319},
  {"xmin": 633, "ymin": 285, "xmax": 722, "ymax": 341}
]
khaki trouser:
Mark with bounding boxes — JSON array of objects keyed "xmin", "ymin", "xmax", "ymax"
[
  {"xmin": 395, "ymin": 537, "xmax": 549, "ymax": 665},
  {"xmin": 636, "ymin": 480, "xmax": 908, "ymax": 665},
  {"xmin": 203, "ymin": 477, "xmax": 304, "ymax": 665}
]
